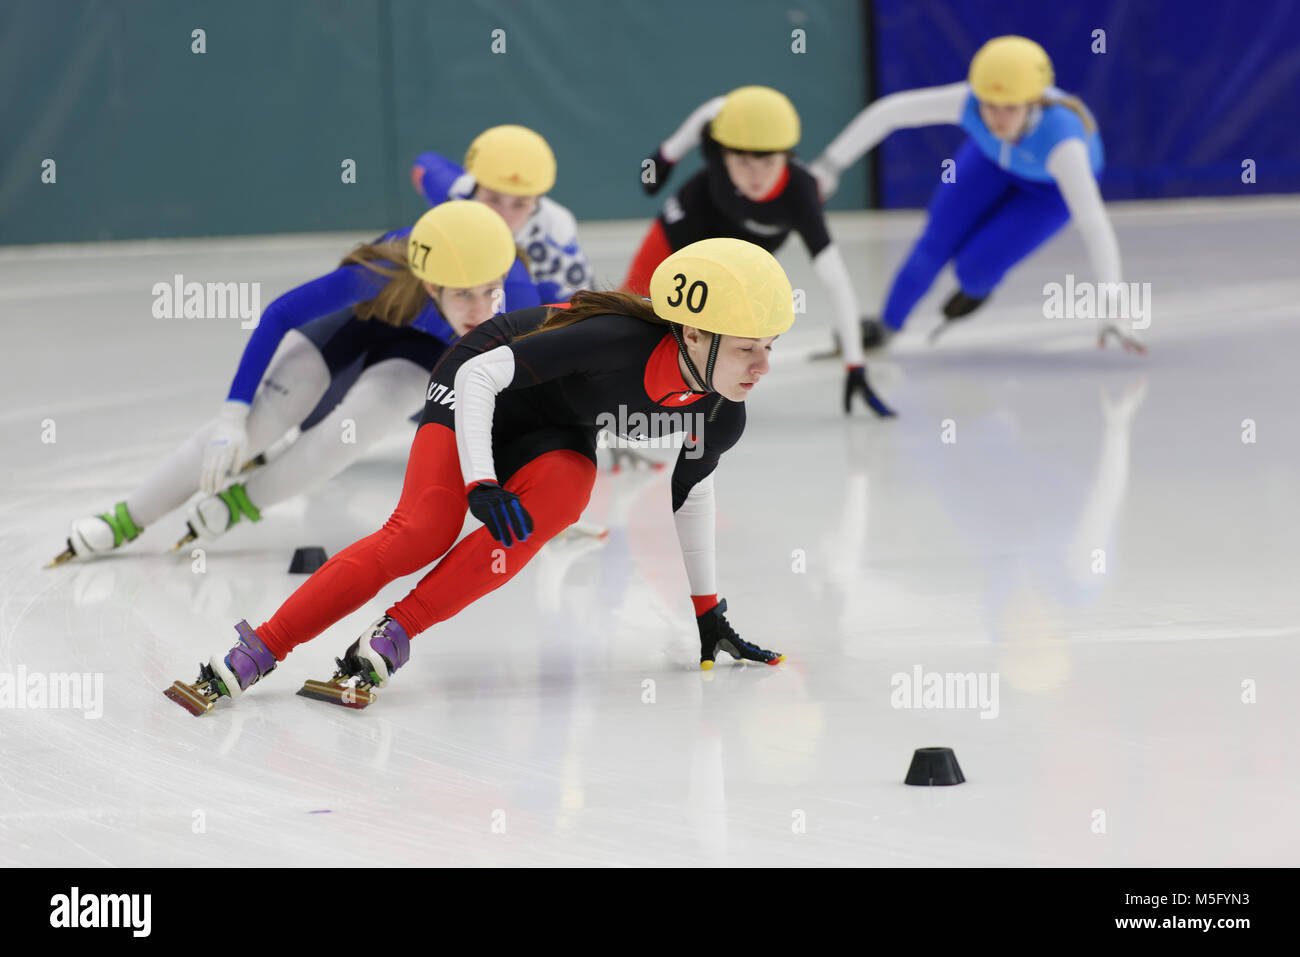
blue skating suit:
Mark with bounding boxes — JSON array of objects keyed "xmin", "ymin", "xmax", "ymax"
[
  {"xmin": 228, "ymin": 225, "xmax": 539, "ymax": 405},
  {"xmin": 883, "ymin": 86, "xmax": 1104, "ymax": 330}
]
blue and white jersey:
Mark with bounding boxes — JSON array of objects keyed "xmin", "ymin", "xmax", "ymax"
[
  {"xmin": 414, "ymin": 151, "xmax": 593, "ymax": 302},
  {"xmin": 958, "ymin": 85, "xmax": 1104, "ymax": 182}
]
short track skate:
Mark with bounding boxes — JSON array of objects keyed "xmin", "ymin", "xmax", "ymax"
[
  {"xmin": 163, "ymin": 663, "xmax": 226, "ymax": 716},
  {"xmin": 297, "ymin": 657, "xmax": 378, "ymax": 710}
]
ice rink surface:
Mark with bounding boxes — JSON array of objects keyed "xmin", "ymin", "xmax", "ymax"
[{"xmin": 2, "ymin": 198, "xmax": 1297, "ymax": 866}]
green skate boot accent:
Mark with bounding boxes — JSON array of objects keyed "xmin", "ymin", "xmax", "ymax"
[
  {"xmin": 216, "ymin": 483, "xmax": 262, "ymax": 528},
  {"xmin": 97, "ymin": 502, "xmax": 144, "ymax": 548}
]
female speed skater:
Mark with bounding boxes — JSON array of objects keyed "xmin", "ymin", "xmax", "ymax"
[
  {"xmin": 809, "ymin": 35, "xmax": 1146, "ymax": 352},
  {"xmin": 626, "ymin": 85, "xmax": 895, "ymax": 418},
  {"xmin": 49, "ymin": 201, "xmax": 537, "ymax": 566},
  {"xmin": 412, "ymin": 124, "xmax": 592, "ymax": 302},
  {"xmin": 410, "ymin": 123, "xmax": 653, "ymax": 479},
  {"xmin": 164, "ymin": 237, "xmax": 796, "ymax": 716}
]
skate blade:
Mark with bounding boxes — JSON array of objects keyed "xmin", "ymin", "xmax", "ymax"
[
  {"xmin": 164, "ymin": 680, "xmax": 216, "ymax": 716},
  {"xmin": 170, "ymin": 525, "xmax": 198, "ymax": 553},
  {"xmin": 565, "ymin": 521, "xmax": 609, "ymax": 541},
  {"xmin": 45, "ymin": 544, "xmax": 76, "ymax": 569},
  {"xmin": 297, "ymin": 678, "xmax": 375, "ymax": 709}
]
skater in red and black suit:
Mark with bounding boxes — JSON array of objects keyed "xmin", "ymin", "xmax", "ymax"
[
  {"xmin": 627, "ymin": 85, "xmax": 894, "ymax": 418},
  {"xmin": 167, "ymin": 238, "xmax": 798, "ymax": 715}
]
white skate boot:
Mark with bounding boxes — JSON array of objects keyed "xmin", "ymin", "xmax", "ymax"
[{"xmin": 48, "ymin": 502, "xmax": 145, "ymax": 567}]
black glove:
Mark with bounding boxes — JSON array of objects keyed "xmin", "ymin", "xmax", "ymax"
[
  {"xmin": 467, "ymin": 481, "xmax": 534, "ymax": 547},
  {"xmin": 844, "ymin": 366, "xmax": 897, "ymax": 418},
  {"xmin": 697, "ymin": 598, "xmax": 784, "ymax": 669},
  {"xmin": 642, "ymin": 148, "xmax": 675, "ymax": 196}
]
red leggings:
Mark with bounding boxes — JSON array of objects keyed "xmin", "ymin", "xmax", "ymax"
[
  {"xmin": 255, "ymin": 424, "xmax": 597, "ymax": 659},
  {"xmin": 621, "ymin": 220, "xmax": 674, "ymax": 296}
]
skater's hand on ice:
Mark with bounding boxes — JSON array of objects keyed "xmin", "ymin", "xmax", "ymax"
[
  {"xmin": 467, "ymin": 481, "xmax": 534, "ymax": 547},
  {"xmin": 697, "ymin": 598, "xmax": 784, "ymax": 669},
  {"xmin": 642, "ymin": 149, "xmax": 675, "ymax": 196},
  {"xmin": 1098, "ymin": 324, "xmax": 1147, "ymax": 355},
  {"xmin": 201, "ymin": 401, "xmax": 251, "ymax": 494},
  {"xmin": 410, "ymin": 164, "xmax": 426, "ymax": 195},
  {"xmin": 809, "ymin": 158, "xmax": 839, "ymax": 202},
  {"xmin": 843, "ymin": 365, "xmax": 897, "ymax": 418}
]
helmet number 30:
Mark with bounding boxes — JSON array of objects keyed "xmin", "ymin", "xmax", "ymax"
[
  {"xmin": 410, "ymin": 239, "xmax": 432, "ymax": 272},
  {"xmin": 667, "ymin": 273, "xmax": 709, "ymax": 313}
]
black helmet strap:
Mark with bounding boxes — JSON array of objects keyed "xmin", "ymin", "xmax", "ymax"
[{"xmin": 669, "ymin": 324, "xmax": 721, "ymax": 394}]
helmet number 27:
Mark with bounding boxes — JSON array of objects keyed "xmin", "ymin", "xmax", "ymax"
[
  {"xmin": 409, "ymin": 240, "xmax": 432, "ymax": 272},
  {"xmin": 667, "ymin": 273, "xmax": 709, "ymax": 313}
]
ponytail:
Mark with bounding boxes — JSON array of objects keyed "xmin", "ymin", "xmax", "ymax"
[
  {"xmin": 515, "ymin": 289, "xmax": 670, "ymax": 340},
  {"xmin": 1040, "ymin": 94, "xmax": 1096, "ymax": 134},
  {"xmin": 339, "ymin": 239, "xmax": 427, "ymax": 328}
]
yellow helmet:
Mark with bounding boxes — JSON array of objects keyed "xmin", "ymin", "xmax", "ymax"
[
  {"xmin": 406, "ymin": 201, "xmax": 516, "ymax": 288},
  {"xmin": 969, "ymin": 36, "xmax": 1054, "ymax": 104},
  {"xmin": 710, "ymin": 86, "xmax": 801, "ymax": 152},
  {"xmin": 463, "ymin": 125, "xmax": 556, "ymax": 196},
  {"xmin": 650, "ymin": 238, "xmax": 794, "ymax": 338}
]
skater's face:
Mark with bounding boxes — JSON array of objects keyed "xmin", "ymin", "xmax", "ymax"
[
  {"xmin": 678, "ymin": 327, "xmax": 776, "ymax": 402},
  {"xmin": 722, "ymin": 150, "xmax": 788, "ymax": 201},
  {"xmin": 473, "ymin": 186, "xmax": 538, "ymax": 235},
  {"xmin": 979, "ymin": 101, "xmax": 1030, "ymax": 141},
  {"xmin": 423, "ymin": 278, "xmax": 507, "ymax": 337}
]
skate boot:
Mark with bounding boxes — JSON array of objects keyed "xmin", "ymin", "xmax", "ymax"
[
  {"xmin": 811, "ymin": 317, "xmax": 894, "ymax": 360},
  {"xmin": 697, "ymin": 599, "xmax": 785, "ymax": 670},
  {"xmin": 163, "ymin": 620, "xmax": 277, "ymax": 715},
  {"xmin": 297, "ymin": 616, "xmax": 411, "ymax": 709},
  {"xmin": 172, "ymin": 483, "xmax": 262, "ymax": 551},
  {"xmin": 48, "ymin": 502, "xmax": 144, "ymax": 567},
  {"xmin": 858, "ymin": 317, "xmax": 895, "ymax": 350},
  {"xmin": 929, "ymin": 289, "xmax": 989, "ymax": 343}
]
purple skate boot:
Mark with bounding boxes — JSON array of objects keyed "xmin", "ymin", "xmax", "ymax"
[
  {"xmin": 164, "ymin": 620, "xmax": 277, "ymax": 716},
  {"xmin": 297, "ymin": 616, "xmax": 410, "ymax": 710}
]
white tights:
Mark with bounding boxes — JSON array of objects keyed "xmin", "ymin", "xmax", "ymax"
[{"xmin": 123, "ymin": 331, "xmax": 428, "ymax": 527}]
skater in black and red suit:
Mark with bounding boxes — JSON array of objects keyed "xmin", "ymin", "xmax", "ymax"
[
  {"xmin": 627, "ymin": 85, "xmax": 894, "ymax": 418},
  {"xmin": 168, "ymin": 237, "xmax": 799, "ymax": 714}
]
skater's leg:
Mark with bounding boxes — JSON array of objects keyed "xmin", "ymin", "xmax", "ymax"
[
  {"xmin": 242, "ymin": 357, "xmax": 428, "ymax": 508},
  {"xmin": 253, "ymin": 423, "xmax": 467, "ymax": 658},
  {"xmin": 388, "ymin": 448, "xmax": 598, "ymax": 634},
  {"xmin": 125, "ymin": 330, "xmax": 330, "ymax": 526},
  {"xmin": 951, "ymin": 184, "xmax": 1072, "ymax": 298},
  {"xmin": 880, "ymin": 140, "xmax": 1014, "ymax": 331}
]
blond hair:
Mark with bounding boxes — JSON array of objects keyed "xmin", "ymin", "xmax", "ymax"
[
  {"xmin": 1039, "ymin": 94, "xmax": 1096, "ymax": 134},
  {"xmin": 339, "ymin": 238, "xmax": 530, "ymax": 328}
]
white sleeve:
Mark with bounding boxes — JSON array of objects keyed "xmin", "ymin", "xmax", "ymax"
[
  {"xmin": 1046, "ymin": 138, "xmax": 1122, "ymax": 287},
  {"xmin": 660, "ymin": 96, "xmax": 727, "ymax": 164},
  {"xmin": 452, "ymin": 346, "xmax": 516, "ymax": 486},
  {"xmin": 819, "ymin": 82, "xmax": 969, "ymax": 175},
  {"xmin": 812, "ymin": 244, "xmax": 864, "ymax": 367},
  {"xmin": 673, "ymin": 474, "xmax": 717, "ymax": 596}
]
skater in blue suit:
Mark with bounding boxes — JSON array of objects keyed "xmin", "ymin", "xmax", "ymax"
[{"xmin": 811, "ymin": 35, "xmax": 1146, "ymax": 353}]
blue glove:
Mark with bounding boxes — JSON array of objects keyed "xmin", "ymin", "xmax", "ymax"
[{"xmin": 467, "ymin": 481, "xmax": 534, "ymax": 547}]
